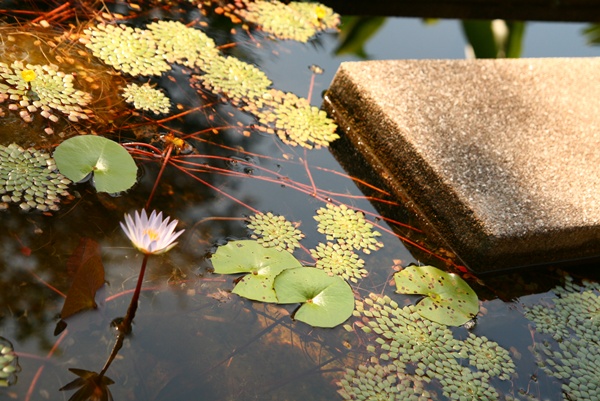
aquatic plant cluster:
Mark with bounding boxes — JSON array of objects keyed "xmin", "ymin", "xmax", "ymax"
[
  {"xmin": 246, "ymin": 212, "xmax": 304, "ymax": 253},
  {"xmin": 0, "ymin": 60, "xmax": 92, "ymax": 123},
  {"xmin": 341, "ymin": 294, "xmax": 515, "ymax": 400},
  {"xmin": 245, "ymin": 206, "xmax": 381, "ymax": 283},
  {"xmin": 214, "ymin": 0, "xmax": 339, "ymax": 43},
  {"xmin": 83, "ymin": 12, "xmax": 340, "ymax": 148},
  {"xmin": 0, "ymin": 143, "xmax": 71, "ymax": 211},
  {"xmin": 524, "ymin": 276, "xmax": 600, "ymax": 401},
  {"xmin": 0, "ymin": 337, "xmax": 19, "ymax": 387}
]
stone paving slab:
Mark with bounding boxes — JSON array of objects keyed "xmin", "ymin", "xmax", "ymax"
[{"xmin": 323, "ymin": 58, "xmax": 600, "ymax": 273}]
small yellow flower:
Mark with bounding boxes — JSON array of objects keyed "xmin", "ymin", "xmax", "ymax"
[
  {"xmin": 21, "ymin": 69, "xmax": 37, "ymax": 82},
  {"xmin": 120, "ymin": 210, "xmax": 184, "ymax": 255},
  {"xmin": 314, "ymin": 5, "xmax": 328, "ymax": 20}
]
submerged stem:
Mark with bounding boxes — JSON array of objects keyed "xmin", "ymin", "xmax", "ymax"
[{"xmin": 99, "ymin": 253, "xmax": 150, "ymax": 378}]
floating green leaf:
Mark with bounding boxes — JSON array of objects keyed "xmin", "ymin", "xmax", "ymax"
[
  {"xmin": 394, "ymin": 265, "xmax": 478, "ymax": 326},
  {"xmin": 54, "ymin": 136, "xmax": 137, "ymax": 193},
  {"xmin": 211, "ymin": 240, "xmax": 302, "ymax": 302},
  {"xmin": 274, "ymin": 267, "xmax": 354, "ymax": 328}
]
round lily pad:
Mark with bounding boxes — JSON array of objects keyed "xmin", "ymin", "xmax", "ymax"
[
  {"xmin": 394, "ymin": 265, "xmax": 479, "ymax": 326},
  {"xmin": 211, "ymin": 240, "xmax": 302, "ymax": 302},
  {"xmin": 274, "ymin": 267, "xmax": 355, "ymax": 328},
  {"xmin": 54, "ymin": 136, "xmax": 137, "ymax": 193}
]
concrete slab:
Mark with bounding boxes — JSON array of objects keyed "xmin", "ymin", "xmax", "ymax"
[{"xmin": 323, "ymin": 58, "xmax": 600, "ymax": 273}]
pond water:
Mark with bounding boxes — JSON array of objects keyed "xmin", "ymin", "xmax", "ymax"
[{"xmin": 0, "ymin": 2, "xmax": 599, "ymax": 401}]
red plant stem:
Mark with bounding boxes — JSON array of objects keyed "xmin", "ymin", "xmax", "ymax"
[
  {"xmin": 25, "ymin": 330, "xmax": 69, "ymax": 401},
  {"xmin": 145, "ymin": 144, "xmax": 173, "ymax": 210},
  {"xmin": 99, "ymin": 253, "xmax": 149, "ymax": 378}
]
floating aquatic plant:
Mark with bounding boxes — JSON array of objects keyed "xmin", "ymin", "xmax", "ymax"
[
  {"xmin": 337, "ymin": 359, "xmax": 431, "ymax": 401},
  {"xmin": 0, "ymin": 143, "xmax": 71, "ymax": 212},
  {"xmin": 238, "ymin": 1, "xmax": 340, "ymax": 42},
  {"xmin": 211, "ymin": 240, "xmax": 302, "ymax": 302},
  {"xmin": 394, "ymin": 265, "xmax": 479, "ymax": 326},
  {"xmin": 122, "ymin": 83, "xmax": 170, "ymax": 115},
  {"xmin": 0, "ymin": 337, "xmax": 19, "ymax": 387},
  {"xmin": 199, "ymin": 56, "xmax": 272, "ymax": 103},
  {"xmin": 439, "ymin": 366, "xmax": 499, "ymax": 401},
  {"xmin": 274, "ymin": 266, "xmax": 355, "ymax": 328},
  {"xmin": 0, "ymin": 61, "xmax": 92, "ymax": 123},
  {"xmin": 83, "ymin": 24, "xmax": 170, "ymax": 77},
  {"xmin": 310, "ymin": 242, "xmax": 367, "ymax": 283},
  {"xmin": 120, "ymin": 209, "xmax": 185, "ymax": 255},
  {"xmin": 345, "ymin": 293, "xmax": 516, "ymax": 399},
  {"xmin": 253, "ymin": 90, "xmax": 339, "ymax": 149},
  {"xmin": 246, "ymin": 212, "xmax": 304, "ymax": 253},
  {"xmin": 147, "ymin": 20, "xmax": 220, "ymax": 70},
  {"xmin": 314, "ymin": 203, "xmax": 383, "ymax": 253},
  {"xmin": 459, "ymin": 333, "xmax": 515, "ymax": 380},
  {"xmin": 524, "ymin": 276, "xmax": 600, "ymax": 401},
  {"xmin": 53, "ymin": 135, "xmax": 138, "ymax": 194}
]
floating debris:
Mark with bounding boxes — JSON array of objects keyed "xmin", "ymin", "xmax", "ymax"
[
  {"xmin": 524, "ymin": 276, "xmax": 600, "ymax": 401},
  {"xmin": 0, "ymin": 61, "xmax": 92, "ymax": 123},
  {"xmin": 83, "ymin": 24, "xmax": 170, "ymax": 77},
  {"xmin": 246, "ymin": 212, "xmax": 304, "ymax": 253},
  {"xmin": 0, "ymin": 143, "xmax": 71, "ymax": 212},
  {"xmin": 310, "ymin": 242, "xmax": 367, "ymax": 283},
  {"xmin": 314, "ymin": 203, "xmax": 382, "ymax": 253},
  {"xmin": 147, "ymin": 20, "xmax": 220, "ymax": 70},
  {"xmin": 122, "ymin": 83, "xmax": 170, "ymax": 115}
]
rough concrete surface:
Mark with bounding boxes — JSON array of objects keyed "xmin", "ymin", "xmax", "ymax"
[{"xmin": 324, "ymin": 58, "xmax": 600, "ymax": 273}]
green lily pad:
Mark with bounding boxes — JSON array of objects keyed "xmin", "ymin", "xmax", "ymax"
[
  {"xmin": 211, "ymin": 240, "xmax": 302, "ymax": 302},
  {"xmin": 274, "ymin": 267, "xmax": 354, "ymax": 328},
  {"xmin": 53, "ymin": 136, "xmax": 137, "ymax": 193},
  {"xmin": 394, "ymin": 265, "xmax": 479, "ymax": 326}
]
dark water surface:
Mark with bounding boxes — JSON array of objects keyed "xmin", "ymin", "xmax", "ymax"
[{"xmin": 0, "ymin": 4, "xmax": 599, "ymax": 401}]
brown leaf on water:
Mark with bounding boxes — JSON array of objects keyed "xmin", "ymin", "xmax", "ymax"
[{"xmin": 55, "ymin": 238, "xmax": 106, "ymax": 335}]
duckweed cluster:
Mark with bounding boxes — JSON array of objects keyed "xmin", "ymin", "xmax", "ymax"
[
  {"xmin": 341, "ymin": 293, "xmax": 516, "ymax": 400},
  {"xmin": 0, "ymin": 338, "xmax": 19, "ymax": 387},
  {"xmin": 314, "ymin": 203, "xmax": 383, "ymax": 253},
  {"xmin": 0, "ymin": 61, "xmax": 92, "ymax": 123},
  {"xmin": 524, "ymin": 276, "xmax": 600, "ymax": 401},
  {"xmin": 338, "ymin": 359, "xmax": 432, "ymax": 401},
  {"xmin": 252, "ymin": 91, "xmax": 340, "ymax": 149},
  {"xmin": 83, "ymin": 24, "xmax": 170, "ymax": 77},
  {"xmin": 0, "ymin": 143, "xmax": 70, "ymax": 212},
  {"xmin": 83, "ymin": 12, "xmax": 339, "ymax": 148},
  {"xmin": 200, "ymin": 56, "xmax": 272, "ymax": 103},
  {"xmin": 122, "ymin": 83, "xmax": 171, "ymax": 115},
  {"xmin": 245, "ymin": 212, "xmax": 304, "ymax": 253},
  {"xmin": 310, "ymin": 242, "xmax": 367, "ymax": 283},
  {"xmin": 234, "ymin": 0, "xmax": 340, "ymax": 42},
  {"xmin": 146, "ymin": 20, "xmax": 220, "ymax": 70}
]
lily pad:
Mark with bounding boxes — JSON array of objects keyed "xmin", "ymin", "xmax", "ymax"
[
  {"xmin": 274, "ymin": 267, "xmax": 354, "ymax": 328},
  {"xmin": 54, "ymin": 136, "xmax": 137, "ymax": 193},
  {"xmin": 394, "ymin": 265, "xmax": 478, "ymax": 326},
  {"xmin": 211, "ymin": 240, "xmax": 302, "ymax": 302}
]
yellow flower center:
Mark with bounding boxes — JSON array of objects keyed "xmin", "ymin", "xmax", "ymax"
[
  {"xmin": 144, "ymin": 228, "xmax": 160, "ymax": 241},
  {"xmin": 315, "ymin": 5, "xmax": 327, "ymax": 20},
  {"xmin": 21, "ymin": 69, "xmax": 37, "ymax": 82}
]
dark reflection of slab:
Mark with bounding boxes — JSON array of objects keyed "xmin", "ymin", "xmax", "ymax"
[
  {"xmin": 323, "ymin": 59, "xmax": 600, "ymax": 273},
  {"xmin": 319, "ymin": 0, "xmax": 600, "ymax": 22}
]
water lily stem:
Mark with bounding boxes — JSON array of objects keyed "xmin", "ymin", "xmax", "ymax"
[{"xmin": 99, "ymin": 253, "xmax": 150, "ymax": 378}]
